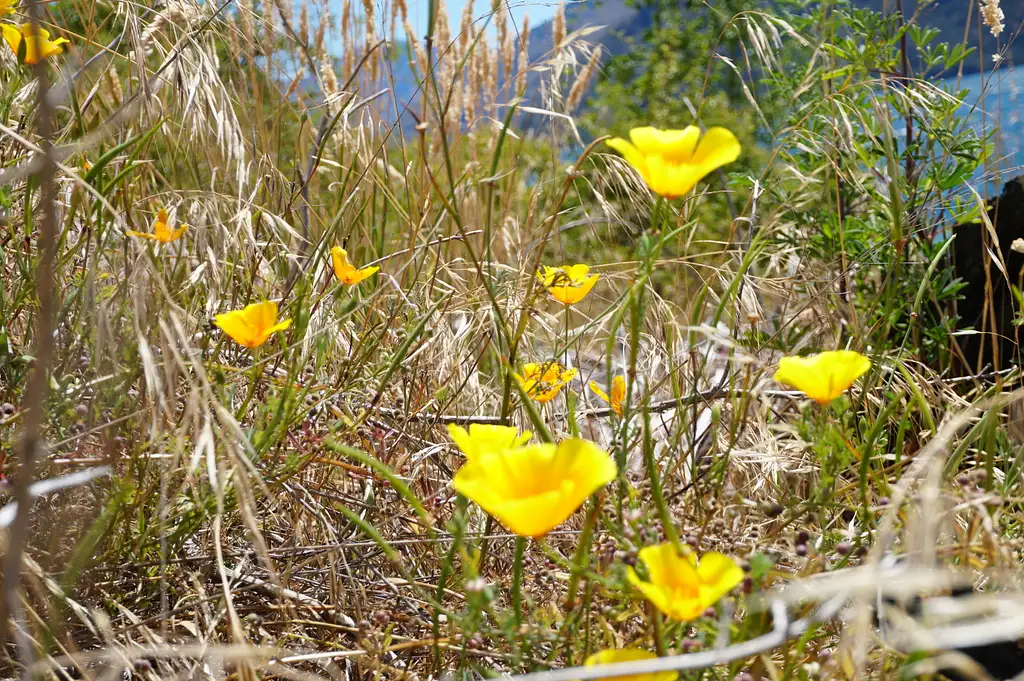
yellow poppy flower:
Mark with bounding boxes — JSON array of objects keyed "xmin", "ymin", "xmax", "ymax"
[
  {"xmin": 126, "ymin": 208, "xmax": 187, "ymax": 243},
  {"xmin": 447, "ymin": 423, "xmax": 532, "ymax": 462},
  {"xmin": 214, "ymin": 301, "xmax": 293, "ymax": 349},
  {"xmin": 627, "ymin": 543, "xmax": 744, "ymax": 621},
  {"xmin": 581, "ymin": 649, "xmax": 679, "ymax": 681},
  {"xmin": 2, "ymin": 22, "xmax": 69, "ymax": 64},
  {"xmin": 606, "ymin": 126, "xmax": 741, "ymax": 199},
  {"xmin": 0, "ymin": 0, "xmax": 16, "ymax": 17},
  {"xmin": 452, "ymin": 438, "xmax": 617, "ymax": 538},
  {"xmin": 537, "ymin": 264, "xmax": 599, "ymax": 305},
  {"xmin": 773, "ymin": 350, "xmax": 871, "ymax": 404},
  {"xmin": 514, "ymin": 361, "xmax": 578, "ymax": 403},
  {"xmin": 590, "ymin": 375, "xmax": 627, "ymax": 415},
  {"xmin": 331, "ymin": 246, "xmax": 380, "ymax": 285}
]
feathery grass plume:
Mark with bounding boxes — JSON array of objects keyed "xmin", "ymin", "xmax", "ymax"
[
  {"xmin": 320, "ymin": 56, "xmax": 339, "ymax": 108},
  {"xmin": 501, "ymin": 29, "xmax": 514, "ymax": 87},
  {"xmin": 981, "ymin": 0, "xmax": 1004, "ymax": 37},
  {"xmin": 341, "ymin": 0, "xmax": 352, "ymax": 75},
  {"xmin": 389, "ymin": 0, "xmax": 406, "ymax": 43},
  {"xmin": 103, "ymin": 66, "xmax": 122, "ymax": 107},
  {"xmin": 457, "ymin": 0, "xmax": 472, "ymax": 59},
  {"xmin": 362, "ymin": 0, "xmax": 376, "ymax": 81},
  {"xmin": 515, "ymin": 14, "xmax": 530, "ymax": 93},
  {"xmin": 567, "ymin": 46, "xmax": 601, "ymax": 110},
  {"xmin": 485, "ymin": 42, "xmax": 497, "ymax": 108},
  {"xmin": 314, "ymin": 2, "xmax": 330, "ymax": 55},
  {"xmin": 274, "ymin": 0, "xmax": 292, "ymax": 26},
  {"xmin": 552, "ymin": 0, "xmax": 565, "ymax": 49},
  {"xmin": 298, "ymin": 2, "xmax": 309, "ymax": 42},
  {"xmin": 237, "ymin": 0, "xmax": 254, "ymax": 44},
  {"xmin": 494, "ymin": 0, "xmax": 508, "ymax": 82}
]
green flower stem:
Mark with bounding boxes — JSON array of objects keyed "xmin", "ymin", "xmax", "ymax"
[
  {"xmin": 643, "ymin": 406, "xmax": 681, "ymax": 550},
  {"xmin": 234, "ymin": 353, "xmax": 262, "ymax": 419},
  {"xmin": 512, "ymin": 535, "xmax": 526, "ymax": 627},
  {"xmin": 565, "ymin": 303, "xmax": 579, "ymax": 437},
  {"xmin": 564, "ymin": 493, "xmax": 602, "ymax": 610}
]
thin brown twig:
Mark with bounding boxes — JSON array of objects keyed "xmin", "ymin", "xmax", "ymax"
[{"xmin": 2, "ymin": 11, "xmax": 60, "ymax": 675}]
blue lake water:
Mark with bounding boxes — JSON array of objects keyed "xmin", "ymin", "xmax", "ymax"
[{"xmin": 946, "ymin": 67, "xmax": 1024, "ymax": 187}]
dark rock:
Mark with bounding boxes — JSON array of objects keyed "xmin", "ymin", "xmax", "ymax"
[{"xmin": 952, "ymin": 177, "xmax": 1024, "ymax": 372}]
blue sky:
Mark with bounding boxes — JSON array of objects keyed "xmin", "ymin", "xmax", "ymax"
[{"xmin": 408, "ymin": 0, "xmax": 558, "ymax": 36}]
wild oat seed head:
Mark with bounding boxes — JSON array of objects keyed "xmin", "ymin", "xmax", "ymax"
[
  {"xmin": 320, "ymin": 56, "xmax": 339, "ymax": 97},
  {"xmin": 274, "ymin": 0, "xmax": 292, "ymax": 25},
  {"xmin": 362, "ymin": 0, "xmax": 375, "ymax": 43},
  {"xmin": 552, "ymin": 0, "xmax": 565, "ymax": 48},
  {"xmin": 501, "ymin": 30, "xmax": 514, "ymax": 83},
  {"xmin": 299, "ymin": 3, "xmax": 309, "ymax": 41},
  {"xmin": 458, "ymin": 1, "xmax": 472, "ymax": 57},
  {"xmin": 567, "ymin": 46, "xmax": 601, "ymax": 110},
  {"xmin": 515, "ymin": 14, "xmax": 530, "ymax": 93}
]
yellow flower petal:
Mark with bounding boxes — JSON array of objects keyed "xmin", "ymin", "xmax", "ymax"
[
  {"xmin": 582, "ymin": 649, "xmax": 679, "ymax": 681},
  {"xmin": 692, "ymin": 127, "xmax": 742, "ymax": 172},
  {"xmin": 215, "ymin": 301, "xmax": 291, "ymax": 349},
  {"xmin": 695, "ymin": 551, "xmax": 746, "ymax": 609},
  {"xmin": 452, "ymin": 439, "xmax": 616, "ymax": 538},
  {"xmin": 538, "ymin": 264, "xmax": 599, "ymax": 305},
  {"xmin": 628, "ymin": 543, "xmax": 743, "ymax": 621},
  {"xmin": 126, "ymin": 230, "xmax": 160, "ymax": 241},
  {"xmin": 516, "ymin": 361, "xmax": 576, "ymax": 403},
  {"xmin": 446, "ymin": 423, "xmax": 532, "ymax": 462},
  {"xmin": 128, "ymin": 207, "xmax": 186, "ymax": 243},
  {"xmin": 606, "ymin": 125, "xmax": 741, "ymax": 199},
  {"xmin": 331, "ymin": 246, "xmax": 379, "ymax": 285},
  {"xmin": 629, "ymin": 126, "xmax": 701, "ymax": 159},
  {"xmin": 773, "ymin": 350, "xmax": 871, "ymax": 404},
  {"xmin": 591, "ymin": 375, "xmax": 626, "ymax": 415},
  {"xmin": 3, "ymin": 22, "xmax": 67, "ymax": 64}
]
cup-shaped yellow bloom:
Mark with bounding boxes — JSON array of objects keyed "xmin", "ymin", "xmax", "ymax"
[
  {"xmin": 627, "ymin": 543, "xmax": 744, "ymax": 621},
  {"xmin": 0, "ymin": 0, "xmax": 16, "ymax": 17},
  {"xmin": 537, "ymin": 264, "xmax": 599, "ymax": 305},
  {"xmin": 453, "ymin": 439, "xmax": 617, "ymax": 538},
  {"xmin": 331, "ymin": 246, "xmax": 380, "ymax": 285},
  {"xmin": 515, "ymin": 362, "xmax": 578, "ymax": 403},
  {"xmin": 773, "ymin": 350, "xmax": 871, "ymax": 404},
  {"xmin": 126, "ymin": 208, "xmax": 187, "ymax": 243},
  {"xmin": 214, "ymin": 301, "xmax": 293, "ymax": 349},
  {"xmin": 606, "ymin": 126, "xmax": 741, "ymax": 200},
  {"xmin": 590, "ymin": 375, "xmax": 626, "ymax": 415},
  {"xmin": 2, "ymin": 22, "xmax": 69, "ymax": 64},
  {"xmin": 447, "ymin": 423, "xmax": 532, "ymax": 462},
  {"xmin": 582, "ymin": 649, "xmax": 679, "ymax": 681}
]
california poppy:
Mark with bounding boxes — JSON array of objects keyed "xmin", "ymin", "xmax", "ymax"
[
  {"xmin": 590, "ymin": 375, "xmax": 627, "ymax": 415},
  {"xmin": 606, "ymin": 126, "xmax": 740, "ymax": 199},
  {"xmin": 515, "ymin": 362, "xmax": 577, "ymax": 403},
  {"xmin": 331, "ymin": 246, "xmax": 379, "ymax": 285},
  {"xmin": 773, "ymin": 350, "xmax": 871, "ymax": 404},
  {"xmin": 126, "ymin": 208, "xmax": 187, "ymax": 243},
  {"xmin": 447, "ymin": 423, "xmax": 532, "ymax": 462},
  {"xmin": 2, "ymin": 22, "xmax": 68, "ymax": 64},
  {"xmin": 537, "ymin": 264, "xmax": 599, "ymax": 305},
  {"xmin": 453, "ymin": 438, "xmax": 616, "ymax": 538},
  {"xmin": 214, "ymin": 301, "xmax": 292, "ymax": 349},
  {"xmin": 627, "ymin": 543, "xmax": 744, "ymax": 621}
]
